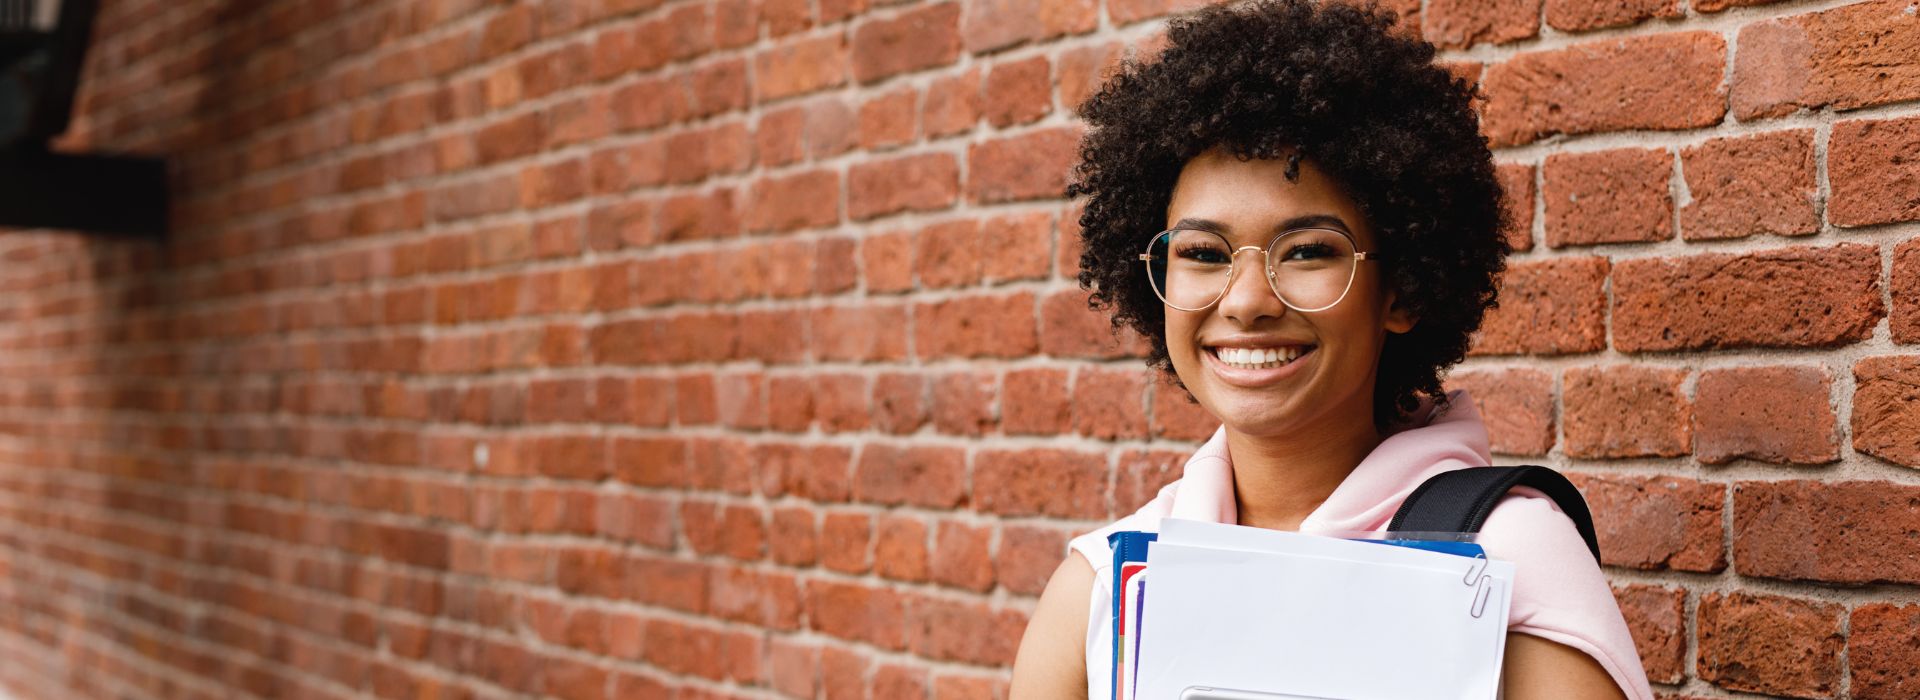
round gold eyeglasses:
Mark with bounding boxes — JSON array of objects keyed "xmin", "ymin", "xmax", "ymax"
[{"xmin": 1137, "ymin": 227, "xmax": 1380, "ymax": 313}]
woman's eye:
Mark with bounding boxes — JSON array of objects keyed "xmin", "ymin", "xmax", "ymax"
[
  {"xmin": 1282, "ymin": 244, "xmax": 1334, "ymax": 260},
  {"xmin": 1175, "ymin": 246, "xmax": 1231, "ymax": 264}
]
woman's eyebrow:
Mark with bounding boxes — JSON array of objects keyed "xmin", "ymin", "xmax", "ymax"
[{"xmin": 1172, "ymin": 214, "xmax": 1353, "ymax": 236}]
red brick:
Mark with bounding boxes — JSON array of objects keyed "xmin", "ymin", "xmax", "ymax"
[
  {"xmin": 755, "ymin": 106, "xmax": 807, "ymax": 167},
  {"xmin": 1853, "ymin": 355, "xmax": 1920, "ymax": 468},
  {"xmin": 875, "ymin": 515, "xmax": 931, "ymax": 583},
  {"xmin": 656, "ymin": 187, "xmax": 741, "ymax": 241},
  {"xmin": 813, "ymin": 373, "xmax": 871, "ymax": 433},
  {"xmin": 863, "ymin": 230, "xmax": 916, "ymax": 293},
  {"xmin": 1480, "ymin": 32, "xmax": 1726, "ymax": 147},
  {"xmin": 930, "ymin": 521, "xmax": 994, "ymax": 592},
  {"xmin": 1057, "ymin": 40, "xmax": 1123, "ymax": 114},
  {"xmin": 806, "ymin": 580, "xmax": 906, "ymax": 650},
  {"xmin": 873, "ymin": 664, "xmax": 929, "ymax": 700},
  {"xmin": 979, "ymin": 210, "xmax": 1054, "ymax": 284},
  {"xmin": 1567, "ymin": 473, "xmax": 1725, "ymax": 572},
  {"xmin": 1106, "ymin": 0, "xmax": 1216, "ymax": 26},
  {"xmin": 1001, "ymin": 367, "xmax": 1071, "ymax": 435},
  {"xmin": 1469, "ymin": 257, "xmax": 1608, "ymax": 355},
  {"xmin": 1071, "ymin": 367, "xmax": 1148, "ymax": 440},
  {"xmin": 1694, "ymin": 365, "xmax": 1838, "ymax": 465},
  {"xmin": 852, "ymin": 3, "xmax": 961, "ymax": 83},
  {"xmin": 966, "ymin": 126, "xmax": 1080, "ymax": 203},
  {"xmin": 1423, "ymin": 0, "xmax": 1541, "ymax": 49},
  {"xmin": 1895, "ymin": 238, "xmax": 1920, "ymax": 344},
  {"xmin": 1731, "ymin": 0, "xmax": 1920, "ymax": 120},
  {"xmin": 997, "ymin": 525, "xmax": 1068, "ymax": 596},
  {"xmin": 1694, "ymin": 0, "xmax": 1786, "ymax": 9},
  {"xmin": 982, "ymin": 56, "xmax": 1052, "ymax": 128},
  {"xmin": 746, "ymin": 169, "xmax": 840, "ymax": 233},
  {"xmin": 1679, "ymin": 129, "xmax": 1818, "ymax": 240},
  {"xmin": 769, "ymin": 507, "xmax": 820, "ymax": 567},
  {"xmin": 1495, "ymin": 163, "xmax": 1535, "ymax": 251},
  {"xmin": 1734, "ymin": 479, "xmax": 1920, "ymax": 585},
  {"xmin": 914, "ymin": 291, "xmax": 1038, "ymax": 359},
  {"xmin": 933, "ymin": 674, "xmax": 1008, "ymax": 700},
  {"xmin": 872, "ymin": 372, "xmax": 929, "ymax": 434},
  {"xmin": 810, "ymin": 304, "xmax": 909, "ymax": 362},
  {"xmin": 819, "ymin": 511, "xmax": 873, "ymax": 574},
  {"xmin": 962, "ymin": 0, "xmax": 1096, "ymax": 54},
  {"xmin": 905, "ymin": 596, "xmax": 1026, "ymax": 666},
  {"xmin": 768, "ymin": 638, "xmax": 819, "ymax": 698},
  {"xmin": 1611, "ymin": 585, "xmax": 1687, "ymax": 685},
  {"xmin": 854, "ymin": 444, "xmax": 967, "ymax": 508},
  {"xmin": 755, "ymin": 34, "xmax": 850, "ymax": 102},
  {"xmin": 762, "ymin": 0, "xmax": 812, "ymax": 36},
  {"xmin": 849, "ymin": 152, "xmax": 960, "ymax": 220},
  {"xmin": 1149, "ymin": 379, "xmax": 1218, "ymax": 442},
  {"xmin": 1852, "ymin": 604, "xmax": 1920, "ymax": 700},
  {"xmin": 859, "ymin": 86, "xmax": 919, "ymax": 150},
  {"xmin": 1445, "ymin": 368, "xmax": 1554, "ymax": 456},
  {"xmin": 1545, "ymin": 0, "xmax": 1678, "ymax": 32},
  {"xmin": 1612, "ymin": 244, "xmax": 1883, "ymax": 352},
  {"xmin": 915, "ymin": 218, "xmax": 984, "ymax": 288},
  {"xmin": 923, "ymin": 67, "xmax": 983, "ymax": 138},
  {"xmin": 931, "ymin": 371, "xmax": 997, "ymax": 436},
  {"xmin": 972, "ymin": 448, "xmax": 1107, "ymax": 519},
  {"xmin": 1696, "ymin": 592, "xmax": 1843, "ymax": 698},
  {"xmin": 1543, "ymin": 147, "xmax": 1674, "ymax": 247},
  {"xmin": 820, "ymin": 644, "xmax": 867, "ymax": 700},
  {"xmin": 711, "ymin": 569, "xmax": 803, "ymax": 631},
  {"xmin": 1830, "ymin": 114, "xmax": 1920, "ymax": 228},
  {"xmin": 1562, "ymin": 365, "xmax": 1691, "ymax": 459},
  {"xmin": 756, "ymin": 442, "xmax": 854, "ymax": 502},
  {"xmin": 1039, "ymin": 288, "xmax": 1147, "ymax": 359}
]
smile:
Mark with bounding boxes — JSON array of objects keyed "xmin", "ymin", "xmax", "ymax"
[{"xmin": 1207, "ymin": 345, "xmax": 1316, "ymax": 370}]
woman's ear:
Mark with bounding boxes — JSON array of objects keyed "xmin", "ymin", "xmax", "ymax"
[{"xmin": 1382, "ymin": 290, "xmax": 1418, "ymax": 334}]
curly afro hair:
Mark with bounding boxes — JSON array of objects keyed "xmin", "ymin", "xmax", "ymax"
[{"xmin": 1064, "ymin": 0, "xmax": 1511, "ymax": 432}]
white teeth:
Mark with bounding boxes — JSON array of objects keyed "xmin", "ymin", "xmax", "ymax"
[{"xmin": 1213, "ymin": 346, "xmax": 1310, "ymax": 369}]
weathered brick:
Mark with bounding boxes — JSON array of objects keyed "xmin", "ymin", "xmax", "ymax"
[
  {"xmin": 914, "ymin": 291, "xmax": 1038, "ymax": 359},
  {"xmin": 858, "ymin": 86, "xmax": 919, "ymax": 150},
  {"xmin": 1494, "ymin": 162, "xmax": 1535, "ymax": 251},
  {"xmin": 1898, "ymin": 238, "xmax": 1920, "ymax": 344},
  {"xmin": 1679, "ymin": 129, "xmax": 1818, "ymax": 240},
  {"xmin": 806, "ymin": 580, "xmax": 906, "ymax": 650},
  {"xmin": 1694, "ymin": 366, "xmax": 1838, "ymax": 465},
  {"xmin": 1546, "ymin": 0, "xmax": 1679, "ymax": 32},
  {"xmin": 905, "ymin": 595, "xmax": 1026, "ymax": 666},
  {"xmin": 1731, "ymin": 0, "xmax": 1920, "ymax": 120},
  {"xmin": 1543, "ymin": 147, "xmax": 1674, "ymax": 247},
  {"xmin": 872, "ymin": 372, "xmax": 929, "ymax": 434},
  {"xmin": 1734, "ymin": 480, "xmax": 1920, "ymax": 585},
  {"xmin": 848, "ymin": 152, "xmax": 960, "ymax": 221},
  {"xmin": 1612, "ymin": 584, "xmax": 1687, "ymax": 685},
  {"xmin": 972, "ymin": 448, "xmax": 1107, "ymax": 519},
  {"xmin": 819, "ymin": 511, "xmax": 873, "ymax": 573},
  {"xmin": 915, "ymin": 218, "xmax": 984, "ymax": 289},
  {"xmin": 980, "ymin": 210, "xmax": 1055, "ymax": 284},
  {"xmin": 1480, "ymin": 32, "xmax": 1726, "ymax": 147},
  {"xmin": 1852, "ymin": 604, "xmax": 1920, "ymax": 700},
  {"xmin": 875, "ymin": 515, "xmax": 931, "ymax": 583},
  {"xmin": 810, "ymin": 304, "xmax": 909, "ymax": 362},
  {"xmin": 755, "ymin": 34, "xmax": 850, "ymax": 102},
  {"xmin": 1106, "ymin": 0, "xmax": 1215, "ymax": 26},
  {"xmin": 931, "ymin": 371, "xmax": 997, "ymax": 436},
  {"xmin": 1562, "ymin": 366, "xmax": 1691, "ymax": 459},
  {"xmin": 1470, "ymin": 257, "xmax": 1608, "ymax": 356},
  {"xmin": 746, "ymin": 169, "xmax": 841, "ymax": 233},
  {"xmin": 1002, "ymin": 367, "xmax": 1071, "ymax": 435},
  {"xmin": 962, "ymin": 0, "xmax": 1097, "ymax": 54},
  {"xmin": 996, "ymin": 525, "xmax": 1070, "ymax": 596},
  {"xmin": 1697, "ymin": 592, "xmax": 1844, "ymax": 698},
  {"xmin": 1612, "ymin": 244, "xmax": 1883, "ymax": 352},
  {"xmin": 923, "ymin": 67, "xmax": 983, "ymax": 137},
  {"xmin": 854, "ymin": 444, "xmax": 967, "ymax": 508},
  {"xmin": 1853, "ymin": 355, "xmax": 1920, "ymax": 468},
  {"xmin": 1445, "ymin": 368, "xmax": 1555, "ymax": 456},
  {"xmin": 1057, "ymin": 41, "xmax": 1123, "ymax": 113},
  {"xmin": 930, "ymin": 520, "xmax": 994, "ymax": 591},
  {"xmin": 1567, "ymin": 473, "xmax": 1725, "ymax": 572},
  {"xmin": 1071, "ymin": 367, "xmax": 1148, "ymax": 440},
  {"xmin": 873, "ymin": 664, "xmax": 929, "ymax": 700},
  {"xmin": 966, "ymin": 126, "xmax": 1082, "ymax": 204},
  {"xmin": 1038, "ymin": 288, "xmax": 1148, "ymax": 359},
  {"xmin": 1829, "ymin": 114, "xmax": 1920, "ymax": 228},
  {"xmin": 982, "ymin": 56, "xmax": 1052, "ymax": 127},
  {"xmin": 1423, "ymin": 0, "xmax": 1541, "ymax": 49},
  {"xmin": 852, "ymin": 3, "xmax": 961, "ymax": 83}
]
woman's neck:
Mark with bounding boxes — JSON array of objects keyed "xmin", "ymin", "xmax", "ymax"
[{"xmin": 1225, "ymin": 410, "xmax": 1384, "ymax": 532}]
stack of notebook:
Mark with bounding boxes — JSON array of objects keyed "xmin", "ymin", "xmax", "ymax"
[{"xmin": 1107, "ymin": 518, "xmax": 1515, "ymax": 700}]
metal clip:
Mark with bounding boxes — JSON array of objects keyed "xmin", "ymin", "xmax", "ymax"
[
  {"xmin": 1469, "ymin": 574, "xmax": 1492, "ymax": 618},
  {"xmin": 1461, "ymin": 552, "xmax": 1487, "ymax": 585}
]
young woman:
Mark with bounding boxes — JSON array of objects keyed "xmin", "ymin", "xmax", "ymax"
[{"xmin": 1009, "ymin": 2, "xmax": 1649, "ymax": 698}]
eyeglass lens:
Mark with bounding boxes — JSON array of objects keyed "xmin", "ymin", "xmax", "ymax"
[{"xmin": 1144, "ymin": 228, "xmax": 1359, "ymax": 312}]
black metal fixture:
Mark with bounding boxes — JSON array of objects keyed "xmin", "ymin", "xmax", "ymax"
[{"xmin": 0, "ymin": 0, "xmax": 167, "ymax": 237}]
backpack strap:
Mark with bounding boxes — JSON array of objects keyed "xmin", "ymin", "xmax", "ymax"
[{"xmin": 1386, "ymin": 465, "xmax": 1602, "ymax": 564}]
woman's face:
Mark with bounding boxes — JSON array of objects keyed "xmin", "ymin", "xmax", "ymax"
[{"xmin": 1161, "ymin": 146, "xmax": 1415, "ymax": 438}]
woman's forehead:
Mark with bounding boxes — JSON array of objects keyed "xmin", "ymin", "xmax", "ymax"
[{"xmin": 1165, "ymin": 150, "xmax": 1373, "ymax": 241}]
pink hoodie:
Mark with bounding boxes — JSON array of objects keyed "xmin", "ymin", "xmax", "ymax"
[{"xmin": 1068, "ymin": 389, "xmax": 1653, "ymax": 700}]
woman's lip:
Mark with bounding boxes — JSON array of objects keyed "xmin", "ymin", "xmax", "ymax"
[{"xmin": 1202, "ymin": 345, "xmax": 1316, "ymax": 388}]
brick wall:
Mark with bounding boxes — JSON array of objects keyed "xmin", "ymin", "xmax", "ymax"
[{"xmin": 0, "ymin": 0, "xmax": 1916, "ymax": 699}]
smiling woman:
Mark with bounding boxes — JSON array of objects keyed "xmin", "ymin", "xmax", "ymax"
[{"xmin": 1009, "ymin": 1, "xmax": 1648, "ymax": 699}]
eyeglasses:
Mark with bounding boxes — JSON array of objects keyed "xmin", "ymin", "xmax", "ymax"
[{"xmin": 1137, "ymin": 227, "xmax": 1380, "ymax": 312}]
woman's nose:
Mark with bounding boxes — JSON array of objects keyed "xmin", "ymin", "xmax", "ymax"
[{"xmin": 1215, "ymin": 249, "xmax": 1286, "ymax": 325}]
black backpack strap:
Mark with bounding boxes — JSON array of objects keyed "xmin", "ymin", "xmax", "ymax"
[{"xmin": 1387, "ymin": 465, "xmax": 1601, "ymax": 564}]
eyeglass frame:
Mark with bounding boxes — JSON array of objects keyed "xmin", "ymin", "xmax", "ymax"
[{"xmin": 1136, "ymin": 226, "xmax": 1383, "ymax": 313}]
